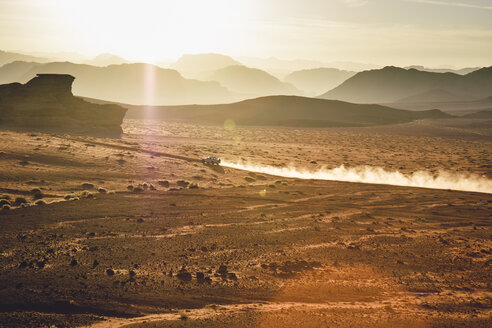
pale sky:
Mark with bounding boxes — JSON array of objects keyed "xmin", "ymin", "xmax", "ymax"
[{"xmin": 0, "ymin": 0, "xmax": 491, "ymax": 67}]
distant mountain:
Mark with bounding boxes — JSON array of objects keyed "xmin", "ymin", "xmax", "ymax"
[
  {"xmin": 284, "ymin": 68, "xmax": 356, "ymax": 96},
  {"xmin": 171, "ymin": 53, "xmax": 241, "ymax": 77},
  {"xmin": 462, "ymin": 110, "xmax": 492, "ymax": 119},
  {"xmin": 0, "ymin": 61, "xmax": 42, "ymax": 83},
  {"xmin": 405, "ymin": 65, "xmax": 480, "ymax": 75},
  {"xmin": 0, "ymin": 50, "xmax": 51, "ymax": 67},
  {"xmin": 86, "ymin": 53, "xmax": 128, "ymax": 66},
  {"xmin": 320, "ymin": 66, "xmax": 492, "ymax": 104},
  {"xmin": 204, "ymin": 65, "xmax": 300, "ymax": 97},
  {"xmin": 0, "ymin": 61, "xmax": 233, "ymax": 105},
  {"xmin": 238, "ymin": 56, "xmax": 379, "ymax": 76},
  {"xmin": 125, "ymin": 95, "xmax": 450, "ymax": 128}
]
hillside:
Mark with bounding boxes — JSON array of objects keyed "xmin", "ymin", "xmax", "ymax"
[
  {"xmin": 284, "ymin": 68, "xmax": 355, "ymax": 95},
  {"xmin": 125, "ymin": 95, "xmax": 451, "ymax": 127},
  {"xmin": 0, "ymin": 61, "xmax": 234, "ymax": 105},
  {"xmin": 205, "ymin": 65, "xmax": 300, "ymax": 97},
  {"xmin": 395, "ymin": 89, "xmax": 473, "ymax": 103},
  {"xmin": 320, "ymin": 66, "xmax": 492, "ymax": 104}
]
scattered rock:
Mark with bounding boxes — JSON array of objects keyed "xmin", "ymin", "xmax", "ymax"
[{"xmin": 177, "ymin": 268, "xmax": 192, "ymax": 282}]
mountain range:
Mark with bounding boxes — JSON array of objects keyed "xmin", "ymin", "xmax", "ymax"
[
  {"xmin": 0, "ymin": 61, "xmax": 233, "ymax": 105},
  {"xmin": 320, "ymin": 66, "xmax": 492, "ymax": 104}
]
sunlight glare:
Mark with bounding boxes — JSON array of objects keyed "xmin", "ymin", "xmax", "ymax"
[{"xmin": 52, "ymin": 0, "xmax": 250, "ymax": 61}]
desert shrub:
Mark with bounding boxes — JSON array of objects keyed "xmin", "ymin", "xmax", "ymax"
[
  {"xmin": 133, "ymin": 186, "xmax": 143, "ymax": 192},
  {"xmin": 149, "ymin": 184, "xmax": 156, "ymax": 191},
  {"xmin": 81, "ymin": 183, "xmax": 94, "ymax": 189},
  {"xmin": 35, "ymin": 199, "xmax": 46, "ymax": 205},
  {"xmin": 97, "ymin": 187, "xmax": 107, "ymax": 194},
  {"xmin": 30, "ymin": 188, "xmax": 44, "ymax": 199},
  {"xmin": 64, "ymin": 194, "xmax": 73, "ymax": 200},
  {"xmin": 256, "ymin": 175, "xmax": 267, "ymax": 181},
  {"xmin": 13, "ymin": 197, "xmax": 28, "ymax": 206},
  {"xmin": 244, "ymin": 176, "xmax": 255, "ymax": 183},
  {"xmin": 81, "ymin": 191, "xmax": 94, "ymax": 199},
  {"xmin": 189, "ymin": 183, "xmax": 199, "ymax": 189},
  {"xmin": 157, "ymin": 180, "xmax": 170, "ymax": 188},
  {"xmin": 127, "ymin": 185, "xmax": 134, "ymax": 191},
  {"xmin": 1, "ymin": 204, "xmax": 10, "ymax": 211},
  {"xmin": 0, "ymin": 199, "xmax": 10, "ymax": 206},
  {"xmin": 0, "ymin": 194, "xmax": 11, "ymax": 200},
  {"xmin": 268, "ymin": 184, "xmax": 276, "ymax": 188},
  {"xmin": 177, "ymin": 180, "xmax": 190, "ymax": 188}
]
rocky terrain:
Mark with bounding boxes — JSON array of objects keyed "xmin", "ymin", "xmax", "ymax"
[{"xmin": 0, "ymin": 117, "xmax": 490, "ymax": 327}]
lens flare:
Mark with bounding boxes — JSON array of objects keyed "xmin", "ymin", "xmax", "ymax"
[{"xmin": 222, "ymin": 161, "xmax": 492, "ymax": 194}]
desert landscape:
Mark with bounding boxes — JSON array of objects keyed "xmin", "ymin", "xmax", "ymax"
[
  {"xmin": 1, "ymin": 1, "xmax": 492, "ymax": 327},
  {"xmin": 0, "ymin": 114, "xmax": 491, "ymax": 327}
]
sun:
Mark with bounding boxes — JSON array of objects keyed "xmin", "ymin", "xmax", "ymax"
[{"xmin": 51, "ymin": 0, "xmax": 251, "ymax": 61}]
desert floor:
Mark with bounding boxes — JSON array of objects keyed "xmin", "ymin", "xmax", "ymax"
[{"xmin": 0, "ymin": 118, "xmax": 491, "ymax": 327}]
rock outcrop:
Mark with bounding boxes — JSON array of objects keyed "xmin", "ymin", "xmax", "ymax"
[{"xmin": 0, "ymin": 74, "xmax": 127, "ymax": 136}]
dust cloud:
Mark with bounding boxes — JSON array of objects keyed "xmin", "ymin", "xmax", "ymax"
[{"xmin": 222, "ymin": 161, "xmax": 492, "ymax": 194}]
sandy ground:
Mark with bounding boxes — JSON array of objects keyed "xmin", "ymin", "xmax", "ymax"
[{"xmin": 0, "ymin": 118, "xmax": 491, "ymax": 327}]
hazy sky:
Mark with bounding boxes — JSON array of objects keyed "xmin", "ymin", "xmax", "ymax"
[{"xmin": 1, "ymin": 0, "xmax": 491, "ymax": 67}]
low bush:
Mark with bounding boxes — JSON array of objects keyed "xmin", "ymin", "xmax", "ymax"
[
  {"xmin": 81, "ymin": 183, "xmax": 94, "ymax": 189},
  {"xmin": 157, "ymin": 180, "xmax": 170, "ymax": 188},
  {"xmin": 30, "ymin": 188, "xmax": 44, "ymax": 199},
  {"xmin": 177, "ymin": 180, "xmax": 190, "ymax": 188},
  {"xmin": 244, "ymin": 176, "xmax": 255, "ymax": 183},
  {"xmin": 13, "ymin": 197, "xmax": 28, "ymax": 206},
  {"xmin": 81, "ymin": 191, "xmax": 94, "ymax": 199}
]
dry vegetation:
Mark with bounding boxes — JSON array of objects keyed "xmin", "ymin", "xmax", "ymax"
[{"xmin": 0, "ymin": 118, "xmax": 490, "ymax": 327}]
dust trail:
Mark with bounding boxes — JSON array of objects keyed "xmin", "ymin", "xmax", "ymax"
[{"xmin": 221, "ymin": 161, "xmax": 492, "ymax": 194}]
